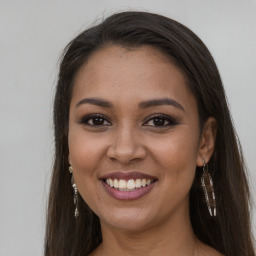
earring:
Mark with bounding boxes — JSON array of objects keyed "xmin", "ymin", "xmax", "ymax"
[
  {"xmin": 69, "ymin": 166, "xmax": 79, "ymax": 218},
  {"xmin": 201, "ymin": 160, "xmax": 216, "ymax": 217}
]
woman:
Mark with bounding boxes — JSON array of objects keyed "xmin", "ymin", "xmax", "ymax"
[{"xmin": 45, "ymin": 11, "xmax": 255, "ymax": 256}]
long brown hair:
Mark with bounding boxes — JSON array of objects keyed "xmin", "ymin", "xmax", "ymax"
[{"xmin": 45, "ymin": 11, "xmax": 255, "ymax": 256}]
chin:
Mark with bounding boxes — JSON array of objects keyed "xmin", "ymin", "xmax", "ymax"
[{"xmin": 99, "ymin": 208, "xmax": 157, "ymax": 232}]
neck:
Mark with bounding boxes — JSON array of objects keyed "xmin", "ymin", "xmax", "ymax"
[{"xmin": 97, "ymin": 205, "xmax": 198, "ymax": 256}]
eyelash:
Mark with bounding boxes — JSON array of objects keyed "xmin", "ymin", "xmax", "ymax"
[
  {"xmin": 79, "ymin": 113, "xmax": 177, "ymax": 128},
  {"xmin": 143, "ymin": 114, "xmax": 177, "ymax": 127},
  {"xmin": 79, "ymin": 114, "xmax": 111, "ymax": 126}
]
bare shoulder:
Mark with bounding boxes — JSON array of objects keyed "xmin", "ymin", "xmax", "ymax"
[{"xmin": 197, "ymin": 240, "xmax": 224, "ymax": 256}]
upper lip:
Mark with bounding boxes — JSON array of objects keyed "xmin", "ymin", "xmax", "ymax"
[{"xmin": 99, "ymin": 171, "xmax": 158, "ymax": 181}]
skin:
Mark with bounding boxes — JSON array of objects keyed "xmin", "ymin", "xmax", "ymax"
[{"xmin": 68, "ymin": 45, "xmax": 220, "ymax": 256}]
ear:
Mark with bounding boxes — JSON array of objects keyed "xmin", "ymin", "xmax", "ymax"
[{"xmin": 196, "ymin": 117, "xmax": 217, "ymax": 166}]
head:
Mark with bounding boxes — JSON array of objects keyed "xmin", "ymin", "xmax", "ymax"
[{"xmin": 45, "ymin": 11, "xmax": 254, "ymax": 256}]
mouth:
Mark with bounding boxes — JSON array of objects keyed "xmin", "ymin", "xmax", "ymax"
[
  {"xmin": 100, "ymin": 172, "xmax": 158, "ymax": 200},
  {"xmin": 103, "ymin": 178, "xmax": 156, "ymax": 191}
]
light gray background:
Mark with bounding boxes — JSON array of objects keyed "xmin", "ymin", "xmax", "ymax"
[{"xmin": 0, "ymin": 1, "xmax": 255, "ymax": 255}]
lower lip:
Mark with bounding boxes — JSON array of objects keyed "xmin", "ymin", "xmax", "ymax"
[{"xmin": 102, "ymin": 181, "xmax": 156, "ymax": 200}]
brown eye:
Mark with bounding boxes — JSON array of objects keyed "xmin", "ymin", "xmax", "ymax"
[
  {"xmin": 143, "ymin": 114, "xmax": 177, "ymax": 127},
  {"xmin": 152, "ymin": 118, "xmax": 166, "ymax": 126},
  {"xmin": 80, "ymin": 114, "xmax": 111, "ymax": 126},
  {"xmin": 90, "ymin": 117, "xmax": 105, "ymax": 125}
]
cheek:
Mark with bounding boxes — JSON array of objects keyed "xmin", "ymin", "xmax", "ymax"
[
  {"xmin": 152, "ymin": 128, "xmax": 199, "ymax": 165},
  {"xmin": 68, "ymin": 130, "xmax": 107, "ymax": 203},
  {"xmin": 68, "ymin": 131, "xmax": 106, "ymax": 214},
  {"xmin": 68, "ymin": 131, "xmax": 106, "ymax": 173},
  {"xmin": 150, "ymin": 127, "xmax": 200, "ymax": 191}
]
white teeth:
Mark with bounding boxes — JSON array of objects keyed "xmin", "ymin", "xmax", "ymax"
[
  {"xmin": 105, "ymin": 178, "xmax": 154, "ymax": 190},
  {"xmin": 114, "ymin": 179, "xmax": 119, "ymax": 188},
  {"xmin": 135, "ymin": 179, "xmax": 142, "ymax": 188},
  {"xmin": 119, "ymin": 179, "xmax": 126, "ymax": 189},
  {"xmin": 127, "ymin": 179, "xmax": 136, "ymax": 189}
]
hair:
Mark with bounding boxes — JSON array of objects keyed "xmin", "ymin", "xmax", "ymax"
[{"xmin": 45, "ymin": 11, "xmax": 255, "ymax": 256}]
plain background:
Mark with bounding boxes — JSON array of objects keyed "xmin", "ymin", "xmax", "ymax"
[{"xmin": 0, "ymin": 0, "xmax": 255, "ymax": 255}]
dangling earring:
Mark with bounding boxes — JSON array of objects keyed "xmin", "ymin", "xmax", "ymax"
[
  {"xmin": 201, "ymin": 160, "xmax": 216, "ymax": 217},
  {"xmin": 69, "ymin": 166, "xmax": 79, "ymax": 218}
]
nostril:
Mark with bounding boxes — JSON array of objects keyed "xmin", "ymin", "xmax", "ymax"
[{"xmin": 106, "ymin": 143, "xmax": 147, "ymax": 164}]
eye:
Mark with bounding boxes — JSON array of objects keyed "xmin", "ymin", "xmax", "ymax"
[
  {"xmin": 79, "ymin": 114, "xmax": 111, "ymax": 126},
  {"xmin": 143, "ymin": 114, "xmax": 177, "ymax": 127}
]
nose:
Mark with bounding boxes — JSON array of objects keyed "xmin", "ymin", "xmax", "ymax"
[{"xmin": 106, "ymin": 125, "xmax": 147, "ymax": 165}]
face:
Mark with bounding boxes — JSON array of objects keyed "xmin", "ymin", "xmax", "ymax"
[{"xmin": 68, "ymin": 45, "xmax": 202, "ymax": 231}]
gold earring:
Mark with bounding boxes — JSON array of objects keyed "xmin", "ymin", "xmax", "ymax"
[
  {"xmin": 201, "ymin": 160, "xmax": 216, "ymax": 217},
  {"xmin": 69, "ymin": 166, "xmax": 79, "ymax": 218}
]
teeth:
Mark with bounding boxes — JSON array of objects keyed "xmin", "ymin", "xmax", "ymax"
[
  {"xmin": 114, "ymin": 179, "xmax": 119, "ymax": 188},
  {"xmin": 127, "ymin": 179, "xmax": 135, "ymax": 189},
  {"xmin": 105, "ymin": 178, "xmax": 154, "ymax": 190},
  {"xmin": 135, "ymin": 179, "xmax": 141, "ymax": 188},
  {"xmin": 119, "ymin": 179, "xmax": 126, "ymax": 189}
]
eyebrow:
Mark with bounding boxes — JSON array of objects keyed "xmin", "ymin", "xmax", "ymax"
[
  {"xmin": 75, "ymin": 97, "xmax": 184, "ymax": 111},
  {"xmin": 75, "ymin": 98, "xmax": 113, "ymax": 108},
  {"xmin": 139, "ymin": 98, "xmax": 185, "ymax": 111}
]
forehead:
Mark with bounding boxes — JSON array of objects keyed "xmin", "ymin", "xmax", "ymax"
[
  {"xmin": 71, "ymin": 45, "xmax": 196, "ymax": 111},
  {"xmin": 75, "ymin": 45, "xmax": 179, "ymax": 83}
]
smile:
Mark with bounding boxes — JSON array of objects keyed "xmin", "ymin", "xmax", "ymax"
[
  {"xmin": 100, "ymin": 172, "xmax": 158, "ymax": 200},
  {"xmin": 104, "ymin": 178, "xmax": 154, "ymax": 191}
]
